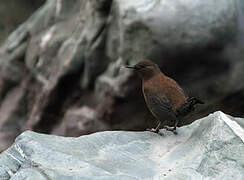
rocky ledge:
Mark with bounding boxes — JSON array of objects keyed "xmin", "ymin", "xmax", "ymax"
[{"xmin": 0, "ymin": 111, "xmax": 244, "ymax": 180}]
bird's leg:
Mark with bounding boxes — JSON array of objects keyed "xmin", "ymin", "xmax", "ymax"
[
  {"xmin": 163, "ymin": 118, "xmax": 178, "ymax": 135},
  {"xmin": 173, "ymin": 118, "xmax": 179, "ymax": 131},
  {"xmin": 154, "ymin": 121, "xmax": 161, "ymax": 132},
  {"xmin": 163, "ymin": 125, "xmax": 178, "ymax": 135},
  {"xmin": 146, "ymin": 120, "xmax": 161, "ymax": 134}
]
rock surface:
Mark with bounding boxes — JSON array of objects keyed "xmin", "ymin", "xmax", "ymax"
[
  {"xmin": 0, "ymin": 0, "xmax": 244, "ymax": 151},
  {"xmin": 0, "ymin": 0, "xmax": 45, "ymax": 44},
  {"xmin": 0, "ymin": 111, "xmax": 243, "ymax": 180}
]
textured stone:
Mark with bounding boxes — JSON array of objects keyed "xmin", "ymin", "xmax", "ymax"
[
  {"xmin": 108, "ymin": 0, "xmax": 238, "ymax": 61},
  {"xmin": 0, "ymin": 0, "xmax": 44, "ymax": 44},
  {"xmin": 0, "ymin": 0, "xmax": 244, "ymax": 152},
  {"xmin": 0, "ymin": 111, "xmax": 244, "ymax": 180}
]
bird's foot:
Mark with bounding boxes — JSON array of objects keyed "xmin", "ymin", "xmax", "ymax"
[
  {"xmin": 146, "ymin": 128, "xmax": 163, "ymax": 135},
  {"xmin": 146, "ymin": 128, "xmax": 159, "ymax": 133},
  {"xmin": 163, "ymin": 126, "xmax": 178, "ymax": 135}
]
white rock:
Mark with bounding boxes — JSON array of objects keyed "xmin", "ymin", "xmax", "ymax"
[{"xmin": 0, "ymin": 111, "xmax": 243, "ymax": 180}]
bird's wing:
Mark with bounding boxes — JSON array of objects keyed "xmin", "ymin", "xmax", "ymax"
[{"xmin": 144, "ymin": 90, "xmax": 177, "ymax": 125}]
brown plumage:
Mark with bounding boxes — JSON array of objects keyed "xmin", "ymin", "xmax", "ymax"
[{"xmin": 126, "ymin": 60, "xmax": 204, "ymax": 134}]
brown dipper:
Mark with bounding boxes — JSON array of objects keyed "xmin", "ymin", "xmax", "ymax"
[{"xmin": 126, "ymin": 60, "xmax": 204, "ymax": 134}]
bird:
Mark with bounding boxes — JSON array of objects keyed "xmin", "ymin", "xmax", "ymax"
[{"xmin": 126, "ymin": 60, "xmax": 204, "ymax": 134}]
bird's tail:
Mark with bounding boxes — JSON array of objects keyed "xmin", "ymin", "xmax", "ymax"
[
  {"xmin": 176, "ymin": 97, "xmax": 204, "ymax": 117},
  {"xmin": 187, "ymin": 97, "xmax": 204, "ymax": 106}
]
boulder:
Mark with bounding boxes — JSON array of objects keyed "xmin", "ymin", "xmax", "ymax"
[
  {"xmin": 0, "ymin": 0, "xmax": 244, "ymax": 152},
  {"xmin": 0, "ymin": 111, "xmax": 243, "ymax": 180},
  {"xmin": 109, "ymin": 0, "xmax": 237, "ymax": 61}
]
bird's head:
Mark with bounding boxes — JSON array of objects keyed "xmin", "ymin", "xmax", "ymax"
[{"xmin": 126, "ymin": 60, "xmax": 161, "ymax": 79}]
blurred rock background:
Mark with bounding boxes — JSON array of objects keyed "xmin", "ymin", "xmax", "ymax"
[
  {"xmin": 0, "ymin": 0, "xmax": 243, "ymax": 151},
  {"xmin": 0, "ymin": 0, "xmax": 45, "ymax": 44}
]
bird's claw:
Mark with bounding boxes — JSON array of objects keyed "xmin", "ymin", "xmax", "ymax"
[
  {"xmin": 163, "ymin": 126, "xmax": 178, "ymax": 135},
  {"xmin": 147, "ymin": 128, "xmax": 165, "ymax": 136},
  {"xmin": 146, "ymin": 128, "xmax": 159, "ymax": 133},
  {"xmin": 146, "ymin": 128, "xmax": 164, "ymax": 136}
]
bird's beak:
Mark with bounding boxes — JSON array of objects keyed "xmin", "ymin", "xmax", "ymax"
[{"xmin": 125, "ymin": 66, "xmax": 136, "ymax": 69}]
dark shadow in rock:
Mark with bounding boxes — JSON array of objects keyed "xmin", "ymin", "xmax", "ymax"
[{"xmin": 33, "ymin": 66, "xmax": 84, "ymax": 133}]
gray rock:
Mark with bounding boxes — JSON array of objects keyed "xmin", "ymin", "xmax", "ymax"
[
  {"xmin": 0, "ymin": 0, "xmax": 244, "ymax": 152},
  {"xmin": 0, "ymin": 111, "xmax": 243, "ymax": 180},
  {"xmin": 107, "ymin": 0, "xmax": 238, "ymax": 63},
  {"xmin": 52, "ymin": 106, "xmax": 109, "ymax": 136},
  {"xmin": 0, "ymin": 0, "xmax": 114, "ymax": 150},
  {"xmin": 0, "ymin": 0, "xmax": 44, "ymax": 44}
]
